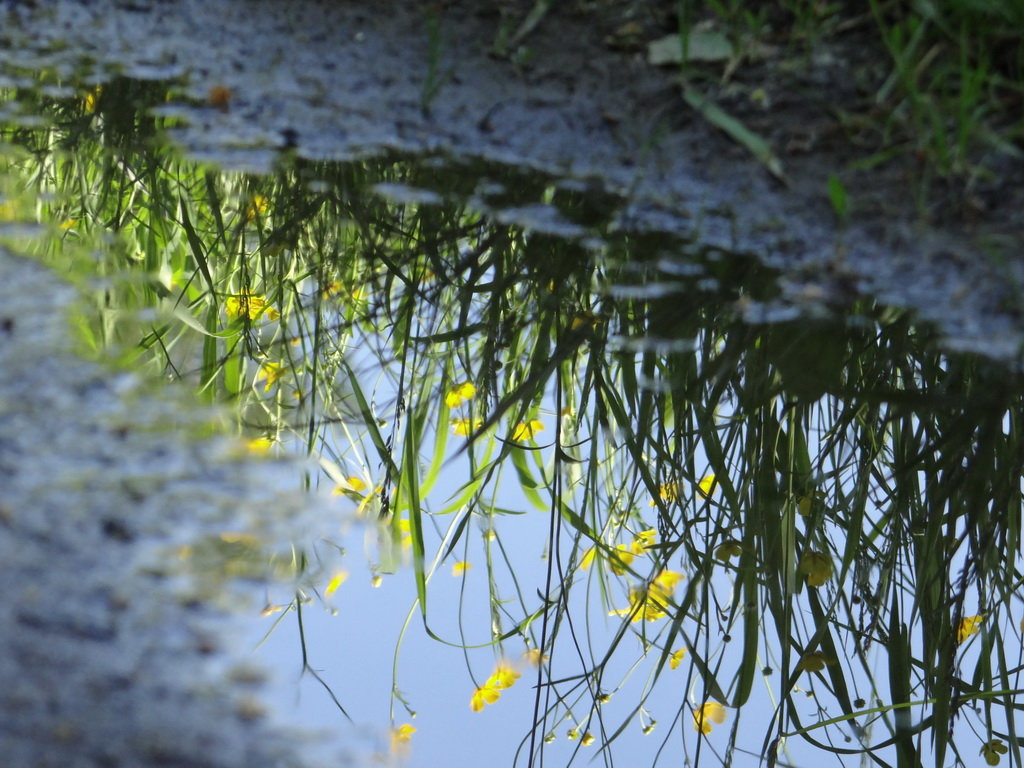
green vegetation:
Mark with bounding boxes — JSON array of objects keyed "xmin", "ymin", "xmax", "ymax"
[
  {"xmin": 2, "ymin": 76, "xmax": 1023, "ymax": 767},
  {"xmin": 503, "ymin": 0, "xmax": 1023, "ymax": 199}
]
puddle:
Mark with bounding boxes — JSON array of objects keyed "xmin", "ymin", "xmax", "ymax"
[{"xmin": 2, "ymin": 71, "xmax": 1023, "ymax": 768}]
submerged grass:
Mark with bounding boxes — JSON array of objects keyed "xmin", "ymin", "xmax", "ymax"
[{"xmin": 2, "ymin": 76, "xmax": 1023, "ymax": 767}]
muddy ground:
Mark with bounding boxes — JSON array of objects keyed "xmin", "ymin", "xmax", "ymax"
[{"xmin": 1, "ymin": 0, "xmax": 1022, "ymax": 359}]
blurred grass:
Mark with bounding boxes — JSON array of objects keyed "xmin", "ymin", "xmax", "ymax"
[{"xmin": 1, "ymin": 76, "xmax": 1022, "ymax": 767}]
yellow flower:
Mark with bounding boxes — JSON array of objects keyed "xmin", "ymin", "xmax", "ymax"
[
  {"xmin": 692, "ymin": 701, "xmax": 727, "ymax": 734},
  {"xmin": 609, "ymin": 544, "xmax": 635, "ymax": 574},
  {"xmin": 570, "ymin": 311, "xmax": 600, "ymax": 331},
  {"xmin": 321, "ymin": 280, "xmax": 343, "ymax": 299},
  {"xmin": 225, "ymin": 291, "xmax": 279, "ymax": 321},
  {"xmin": 957, "ymin": 615, "xmax": 984, "ymax": 643},
  {"xmin": 245, "ymin": 194, "xmax": 269, "ymax": 222},
  {"xmin": 468, "ymin": 660, "xmax": 521, "ymax": 711},
  {"xmin": 697, "ymin": 474, "xmax": 717, "ymax": 498},
  {"xmin": 630, "ymin": 528, "xmax": 658, "ymax": 555},
  {"xmin": 523, "ymin": 648, "xmax": 548, "ymax": 667},
  {"xmin": 798, "ymin": 551, "xmax": 833, "ymax": 587},
  {"xmin": 982, "ymin": 738, "xmax": 1008, "ymax": 766},
  {"xmin": 451, "ymin": 561, "xmax": 471, "ymax": 576},
  {"xmin": 451, "ymin": 417, "xmax": 483, "ymax": 436},
  {"xmin": 581, "ymin": 542, "xmax": 636, "ymax": 574},
  {"xmin": 484, "ymin": 662, "xmax": 520, "ymax": 690},
  {"xmin": 611, "ymin": 569, "xmax": 684, "ymax": 622},
  {"xmin": 83, "ymin": 85, "xmax": 101, "ymax": 113},
  {"xmin": 714, "ymin": 539, "xmax": 743, "ymax": 562},
  {"xmin": 669, "ymin": 648, "xmax": 687, "ymax": 669},
  {"xmin": 445, "ymin": 381, "xmax": 476, "ymax": 408},
  {"xmin": 470, "ymin": 685, "xmax": 501, "ymax": 712},
  {"xmin": 324, "ymin": 570, "xmax": 348, "ymax": 597},
  {"xmin": 390, "ymin": 723, "xmax": 416, "ymax": 754},
  {"xmin": 796, "ymin": 650, "xmax": 833, "ymax": 673},
  {"xmin": 649, "ymin": 482, "xmax": 678, "ymax": 506},
  {"xmin": 512, "ymin": 419, "xmax": 545, "ymax": 441},
  {"xmin": 581, "ymin": 732, "xmax": 595, "ymax": 746},
  {"xmin": 245, "ymin": 437, "xmax": 273, "ymax": 453},
  {"xmin": 257, "ymin": 361, "xmax": 286, "ymax": 391}
]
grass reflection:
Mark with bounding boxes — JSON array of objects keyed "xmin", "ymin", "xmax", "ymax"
[{"xmin": 2, "ymin": 76, "xmax": 1023, "ymax": 768}]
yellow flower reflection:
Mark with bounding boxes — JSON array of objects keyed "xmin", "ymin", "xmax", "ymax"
[
  {"xmin": 714, "ymin": 539, "xmax": 742, "ymax": 562},
  {"xmin": 445, "ymin": 381, "xmax": 476, "ymax": 408},
  {"xmin": 798, "ymin": 551, "xmax": 833, "ymax": 587},
  {"xmin": 257, "ymin": 361, "xmax": 286, "ymax": 391},
  {"xmin": 630, "ymin": 528, "xmax": 658, "ymax": 555},
  {"xmin": 245, "ymin": 194, "xmax": 269, "ymax": 222},
  {"xmin": 957, "ymin": 615, "xmax": 984, "ymax": 643},
  {"xmin": 524, "ymin": 648, "xmax": 548, "ymax": 667},
  {"xmin": 796, "ymin": 650, "xmax": 834, "ymax": 673},
  {"xmin": 452, "ymin": 417, "xmax": 483, "ymax": 437},
  {"xmin": 982, "ymin": 738, "xmax": 1008, "ymax": 766},
  {"xmin": 697, "ymin": 474, "xmax": 717, "ymax": 498},
  {"xmin": 692, "ymin": 701, "xmax": 727, "ymax": 734},
  {"xmin": 512, "ymin": 419, "xmax": 545, "ymax": 441},
  {"xmin": 390, "ymin": 723, "xmax": 416, "ymax": 754},
  {"xmin": 324, "ymin": 570, "xmax": 348, "ymax": 597},
  {"xmin": 245, "ymin": 437, "xmax": 273, "ymax": 454},
  {"xmin": 611, "ymin": 569, "xmax": 684, "ymax": 622},
  {"xmin": 470, "ymin": 660, "xmax": 521, "ymax": 712},
  {"xmin": 225, "ymin": 291, "xmax": 279, "ymax": 321},
  {"xmin": 649, "ymin": 482, "xmax": 678, "ymax": 506}
]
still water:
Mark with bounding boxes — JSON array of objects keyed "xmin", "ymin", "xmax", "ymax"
[{"xmin": 1, "ymin": 73, "xmax": 1022, "ymax": 768}]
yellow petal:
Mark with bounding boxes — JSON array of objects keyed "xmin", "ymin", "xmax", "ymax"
[
  {"xmin": 693, "ymin": 701, "xmax": 727, "ymax": 734},
  {"xmin": 796, "ymin": 650, "xmax": 829, "ymax": 673},
  {"xmin": 579, "ymin": 546, "xmax": 596, "ymax": 571},
  {"xmin": 714, "ymin": 539, "xmax": 743, "ymax": 562},
  {"xmin": 524, "ymin": 648, "xmax": 548, "ymax": 667},
  {"xmin": 445, "ymin": 381, "xmax": 476, "ymax": 408},
  {"xmin": 669, "ymin": 648, "xmax": 687, "ymax": 669},
  {"xmin": 798, "ymin": 551, "xmax": 833, "ymax": 587},
  {"xmin": 245, "ymin": 437, "xmax": 273, "ymax": 453},
  {"xmin": 390, "ymin": 723, "xmax": 416, "ymax": 753},
  {"xmin": 609, "ymin": 544, "xmax": 635, "ymax": 575},
  {"xmin": 957, "ymin": 615, "xmax": 984, "ymax": 643},
  {"xmin": 451, "ymin": 561, "xmax": 471, "ymax": 576},
  {"xmin": 486, "ymin": 662, "xmax": 520, "ymax": 690},
  {"xmin": 470, "ymin": 685, "xmax": 501, "ymax": 711},
  {"xmin": 324, "ymin": 570, "xmax": 348, "ymax": 597},
  {"xmin": 512, "ymin": 419, "xmax": 545, "ymax": 441},
  {"xmin": 697, "ymin": 474, "xmax": 717, "ymax": 498},
  {"xmin": 630, "ymin": 528, "xmax": 658, "ymax": 554}
]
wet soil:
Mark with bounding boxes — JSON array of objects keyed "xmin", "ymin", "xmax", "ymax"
[{"xmin": 1, "ymin": 0, "xmax": 1022, "ymax": 359}]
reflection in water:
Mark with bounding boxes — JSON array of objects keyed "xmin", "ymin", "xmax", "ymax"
[{"xmin": 2, "ymin": 76, "xmax": 1023, "ymax": 767}]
